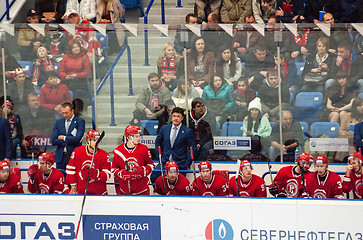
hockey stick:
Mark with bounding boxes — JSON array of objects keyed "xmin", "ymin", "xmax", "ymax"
[
  {"xmin": 266, "ymin": 156, "xmax": 277, "ymax": 197},
  {"xmin": 235, "ymin": 159, "xmax": 241, "ymax": 197},
  {"xmin": 190, "ymin": 147, "xmax": 198, "ymax": 196},
  {"xmin": 157, "ymin": 146, "xmax": 166, "ymax": 195},
  {"xmin": 75, "ymin": 131, "xmax": 105, "ymax": 239},
  {"xmin": 125, "ymin": 160, "xmax": 132, "ymax": 195},
  {"xmin": 301, "ymin": 167, "xmax": 310, "ymax": 198}
]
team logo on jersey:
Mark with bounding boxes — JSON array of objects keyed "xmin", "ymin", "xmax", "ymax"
[
  {"xmin": 313, "ymin": 189, "xmax": 327, "ymax": 198},
  {"xmin": 127, "ymin": 157, "xmax": 140, "ymax": 170},
  {"xmin": 39, "ymin": 183, "xmax": 50, "ymax": 194},
  {"xmin": 286, "ymin": 179, "xmax": 299, "ymax": 197},
  {"xmin": 203, "ymin": 191, "xmax": 215, "ymax": 196},
  {"xmin": 240, "ymin": 191, "xmax": 250, "ymax": 197},
  {"xmin": 205, "ymin": 219, "xmax": 234, "ymax": 240},
  {"xmin": 354, "ymin": 180, "xmax": 363, "ymax": 198}
]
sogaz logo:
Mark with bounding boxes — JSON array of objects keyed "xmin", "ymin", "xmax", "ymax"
[{"xmin": 205, "ymin": 219, "xmax": 233, "ymax": 240}]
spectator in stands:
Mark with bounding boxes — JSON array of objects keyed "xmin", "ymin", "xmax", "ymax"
[
  {"xmin": 58, "ymin": 39, "xmax": 91, "ymax": 104},
  {"xmin": 51, "ymin": 101, "xmax": 85, "ymax": 170},
  {"xmin": 22, "ymin": 93, "xmax": 55, "ymax": 136},
  {"xmin": 355, "ymin": 119, "xmax": 363, "ymax": 153},
  {"xmin": 157, "ymin": 100, "xmax": 176, "ymax": 133},
  {"xmin": 201, "ymin": 13, "xmax": 233, "ymax": 55},
  {"xmin": 46, "ymin": 31, "xmax": 67, "ymax": 63},
  {"xmin": 269, "ymin": 110, "xmax": 305, "ymax": 161},
  {"xmin": 189, "ymin": 98, "xmax": 213, "ymax": 161},
  {"xmin": 230, "ymin": 77, "xmax": 256, "ymax": 121},
  {"xmin": 233, "ymin": 14, "xmax": 260, "ymax": 62},
  {"xmin": 0, "ymin": 98, "xmax": 26, "ymax": 158},
  {"xmin": 292, "ymin": 19, "xmax": 310, "ymax": 61},
  {"xmin": 39, "ymin": 71, "xmax": 72, "ymax": 115},
  {"xmin": 275, "ymin": 0, "xmax": 305, "ymax": 23},
  {"xmin": 220, "ymin": 0, "xmax": 252, "ymax": 23},
  {"xmin": 195, "ymin": 0, "xmax": 222, "ymax": 23},
  {"xmin": 259, "ymin": 69, "xmax": 290, "ymax": 121},
  {"xmin": 172, "ymin": 77, "xmax": 200, "ymax": 110},
  {"xmin": 0, "ymin": 50, "xmax": 21, "ymax": 91},
  {"xmin": 343, "ymin": 152, "xmax": 363, "ymax": 199},
  {"xmin": 18, "ymin": 9, "xmax": 45, "ymax": 61},
  {"xmin": 64, "ymin": 0, "xmax": 96, "ymax": 21},
  {"xmin": 7, "ymin": 68, "xmax": 35, "ymax": 113},
  {"xmin": 215, "ymin": 45, "xmax": 244, "ymax": 88},
  {"xmin": 336, "ymin": 98, "xmax": 363, "ymax": 162},
  {"xmin": 174, "ymin": 13, "xmax": 199, "ymax": 55},
  {"xmin": 301, "ymin": 37, "xmax": 335, "ymax": 92},
  {"xmin": 244, "ymin": 44, "xmax": 274, "ymax": 91},
  {"xmin": 132, "ymin": 73, "xmax": 172, "ymax": 125},
  {"xmin": 242, "ymin": 97, "xmax": 272, "ymax": 154},
  {"xmin": 273, "ymin": 53, "xmax": 299, "ymax": 95},
  {"xmin": 187, "ymin": 37, "xmax": 215, "ymax": 89},
  {"xmin": 189, "ymin": 97, "xmax": 217, "ymax": 136},
  {"xmin": 326, "ymin": 71, "xmax": 356, "ymax": 123},
  {"xmin": 202, "ymin": 75, "xmax": 234, "ymax": 125},
  {"xmin": 36, "ymin": 0, "xmax": 66, "ymax": 23},
  {"xmin": 157, "ymin": 43, "xmax": 184, "ymax": 91},
  {"xmin": 31, "ymin": 46, "xmax": 55, "ymax": 90},
  {"xmin": 304, "ymin": 0, "xmax": 340, "ymax": 23},
  {"xmin": 252, "ymin": 0, "xmax": 276, "ymax": 24}
]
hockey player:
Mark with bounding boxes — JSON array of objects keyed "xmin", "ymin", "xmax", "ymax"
[
  {"xmin": 269, "ymin": 152, "xmax": 313, "ymax": 198},
  {"xmin": 192, "ymin": 161, "xmax": 228, "ymax": 196},
  {"xmin": 112, "ymin": 125, "xmax": 156, "ymax": 195},
  {"xmin": 303, "ymin": 155, "xmax": 344, "ymax": 199},
  {"xmin": 229, "ymin": 160, "xmax": 266, "ymax": 197},
  {"xmin": 0, "ymin": 160, "xmax": 23, "ymax": 193},
  {"xmin": 154, "ymin": 160, "xmax": 192, "ymax": 195},
  {"xmin": 343, "ymin": 152, "xmax": 363, "ymax": 199},
  {"xmin": 27, "ymin": 152, "xmax": 65, "ymax": 194},
  {"xmin": 65, "ymin": 130, "xmax": 111, "ymax": 195}
]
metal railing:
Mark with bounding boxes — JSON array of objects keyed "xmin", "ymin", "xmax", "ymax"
[
  {"xmin": 92, "ymin": 44, "xmax": 133, "ymax": 129},
  {"xmin": 0, "ymin": 0, "xmax": 16, "ymax": 22}
]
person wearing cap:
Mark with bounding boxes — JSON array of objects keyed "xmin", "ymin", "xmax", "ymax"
[
  {"xmin": 269, "ymin": 152, "xmax": 313, "ymax": 198},
  {"xmin": 7, "ymin": 67, "xmax": 36, "ymax": 113},
  {"xmin": 64, "ymin": 0, "xmax": 96, "ymax": 21},
  {"xmin": 229, "ymin": 160, "xmax": 267, "ymax": 197},
  {"xmin": 46, "ymin": 31, "xmax": 67, "ymax": 61},
  {"xmin": 303, "ymin": 155, "xmax": 344, "ymax": 199},
  {"xmin": 242, "ymin": 97, "xmax": 272, "ymax": 154},
  {"xmin": 343, "ymin": 152, "xmax": 363, "ymax": 199},
  {"xmin": 154, "ymin": 160, "xmax": 191, "ymax": 195},
  {"xmin": 18, "ymin": 9, "xmax": 46, "ymax": 61},
  {"xmin": 112, "ymin": 125, "xmax": 156, "ymax": 195},
  {"xmin": 0, "ymin": 160, "xmax": 23, "ymax": 193},
  {"xmin": 27, "ymin": 152, "xmax": 65, "ymax": 194},
  {"xmin": 192, "ymin": 161, "xmax": 229, "ymax": 196},
  {"xmin": 31, "ymin": 46, "xmax": 55, "ymax": 89}
]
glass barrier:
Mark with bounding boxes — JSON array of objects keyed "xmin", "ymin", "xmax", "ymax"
[{"xmin": 0, "ymin": 23, "xmax": 362, "ymax": 165}]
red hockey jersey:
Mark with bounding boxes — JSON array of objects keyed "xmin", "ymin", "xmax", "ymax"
[
  {"xmin": 303, "ymin": 171, "xmax": 344, "ymax": 199},
  {"xmin": 343, "ymin": 172, "xmax": 363, "ymax": 199},
  {"xmin": 0, "ymin": 173, "xmax": 23, "ymax": 193},
  {"xmin": 66, "ymin": 146, "xmax": 111, "ymax": 195},
  {"xmin": 28, "ymin": 168, "xmax": 65, "ymax": 194},
  {"xmin": 155, "ymin": 173, "xmax": 192, "ymax": 195},
  {"xmin": 229, "ymin": 174, "xmax": 266, "ymax": 197},
  {"xmin": 112, "ymin": 144, "xmax": 155, "ymax": 195},
  {"xmin": 272, "ymin": 166, "xmax": 312, "ymax": 198},
  {"xmin": 192, "ymin": 174, "xmax": 228, "ymax": 196}
]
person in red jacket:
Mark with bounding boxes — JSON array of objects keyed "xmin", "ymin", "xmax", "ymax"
[
  {"xmin": 229, "ymin": 160, "xmax": 266, "ymax": 197},
  {"xmin": 303, "ymin": 155, "xmax": 344, "ymax": 199},
  {"xmin": 27, "ymin": 152, "xmax": 65, "ymax": 194},
  {"xmin": 39, "ymin": 71, "xmax": 72, "ymax": 114},
  {"xmin": 343, "ymin": 152, "xmax": 363, "ymax": 199},
  {"xmin": 154, "ymin": 160, "xmax": 192, "ymax": 195},
  {"xmin": 112, "ymin": 125, "xmax": 156, "ymax": 195},
  {"xmin": 58, "ymin": 38, "xmax": 90, "ymax": 103},
  {"xmin": 0, "ymin": 160, "xmax": 23, "ymax": 193},
  {"xmin": 192, "ymin": 161, "xmax": 228, "ymax": 196},
  {"xmin": 65, "ymin": 130, "xmax": 111, "ymax": 195},
  {"xmin": 269, "ymin": 152, "xmax": 313, "ymax": 198}
]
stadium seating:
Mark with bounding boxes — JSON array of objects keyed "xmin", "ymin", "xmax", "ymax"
[
  {"xmin": 221, "ymin": 121, "xmax": 243, "ymax": 136},
  {"xmin": 295, "ymin": 62, "xmax": 305, "ymax": 82},
  {"xmin": 17, "ymin": 61, "xmax": 33, "ymax": 77},
  {"xmin": 120, "ymin": 0, "xmax": 144, "ymax": 16},
  {"xmin": 299, "ymin": 121, "xmax": 309, "ymax": 140},
  {"xmin": 141, "ymin": 120, "xmax": 158, "ymax": 135},
  {"xmin": 310, "ymin": 122, "xmax": 340, "ymax": 138},
  {"xmin": 359, "ymin": 92, "xmax": 363, "ymax": 98},
  {"xmin": 291, "ymin": 92, "xmax": 323, "ymax": 125}
]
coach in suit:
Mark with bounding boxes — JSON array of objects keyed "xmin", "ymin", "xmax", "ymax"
[
  {"xmin": 151, "ymin": 107, "xmax": 197, "ymax": 183},
  {"xmin": 51, "ymin": 102, "xmax": 85, "ymax": 170},
  {"xmin": 0, "ymin": 117, "xmax": 12, "ymax": 162}
]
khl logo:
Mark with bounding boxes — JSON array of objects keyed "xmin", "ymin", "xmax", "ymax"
[{"xmin": 205, "ymin": 219, "xmax": 233, "ymax": 240}]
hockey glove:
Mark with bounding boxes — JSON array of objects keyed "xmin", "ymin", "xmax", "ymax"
[
  {"xmin": 27, "ymin": 164, "xmax": 39, "ymax": 179},
  {"xmin": 269, "ymin": 183, "xmax": 279, "ymax": 196},
  {"xmin": 118, "ymin": 169, "xmax": 142, "ymax": 181},
  {"xmin": 85, "ymin": 168, "xmax": 99, "ymax": 180},
  {"xmin": 80, "ymin": 166, "xmax": 90, "ymax": 180},
  {"xmin": 135, "ymin": 166, "xmax": 146, "ymax": 177}
]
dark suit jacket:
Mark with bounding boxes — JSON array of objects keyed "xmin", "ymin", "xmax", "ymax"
[
  {"xmin": 155, "ymin": 123, "xmax": 197, "ymax": 169},
  {"xmin": 0, "ymin": 117, "xmax": 12, "ymax": 160},
  {"xmin": 51, "ymin": 115, "xmax": 85, "ymax": 163}
]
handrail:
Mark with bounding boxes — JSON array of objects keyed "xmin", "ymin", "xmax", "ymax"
[
  {"xmin": 143, "ymin": 0, "xmax": 155, "ymax": 66},
  {"xmin": 0, "ymin": 0, "xmax": 16, "ymax": 22},
  {"xmin": 92, "ymin": 44, "xmax": 133, "ymax": 129}
]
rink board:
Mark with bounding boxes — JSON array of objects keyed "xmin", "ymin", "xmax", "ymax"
[{"xmin": 0, "ymin": 194, "xmax": 362, "ymax": 240}]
